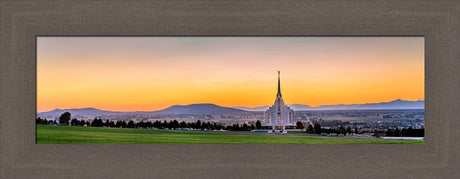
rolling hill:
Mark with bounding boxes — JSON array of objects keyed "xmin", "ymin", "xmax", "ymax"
[{"xmin": 155, "ymin": 103, "xmax": 247, "ymax": 114}]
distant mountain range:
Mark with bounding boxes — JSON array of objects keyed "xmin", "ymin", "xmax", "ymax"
[
  {"xmin": 38, "ymin": 107, "xmax": 121, "ymax": 116},
  {"xmin": 309, "ymin": 99, "xmax": 424, "ymax": 110},
  {"xmin": 155, "ymin": 103, "xmax": 247, "ymax": 114},
  {"xmin": 37, "ymin": 99, "xmax": 424, "ymax": 118},
  {"xmin": 234, "ymin": 99, "xmax": 424, "ymax": 111},
  {"xmin": 37, "ymin": 104, "xmax": 248, "ymax": 118}
]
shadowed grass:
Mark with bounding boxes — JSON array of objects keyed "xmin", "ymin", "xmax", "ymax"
[{"xmin": 36, "ymin": 125, "xmax": 424, "ymax": 144}]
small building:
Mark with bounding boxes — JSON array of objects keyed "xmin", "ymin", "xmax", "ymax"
[{"xmin": 264, "ymin": 71, "xmax": 295, "ymax": 133}]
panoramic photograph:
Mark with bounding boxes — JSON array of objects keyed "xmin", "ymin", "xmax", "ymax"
[{"xmin": 36, "ymin": 36, "xmax": 424, "ymax": 144}]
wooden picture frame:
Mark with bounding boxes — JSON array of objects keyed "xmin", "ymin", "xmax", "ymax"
[{"xmin": 1, "ymin": 0, "xmax": 459, "ymax": 178}]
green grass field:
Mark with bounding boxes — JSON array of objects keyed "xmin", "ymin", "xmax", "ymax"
[{"xmin": 36, "ymin": 125, "xmax": 424, "ymax": 144}]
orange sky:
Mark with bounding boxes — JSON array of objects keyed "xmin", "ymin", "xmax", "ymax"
[{"xmin": 37, "ymin": 37, "xmax": 424, "ymax": 112}]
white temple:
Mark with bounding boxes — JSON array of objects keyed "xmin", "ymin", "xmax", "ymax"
[{"xmin": 265, "ymin": 71, "xmax": 295, "ymax": 133}]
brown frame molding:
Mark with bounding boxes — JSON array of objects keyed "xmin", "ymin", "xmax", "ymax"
[{"xmin": 1, "ymin": 0, "xmax": 459, "ymax": 178}]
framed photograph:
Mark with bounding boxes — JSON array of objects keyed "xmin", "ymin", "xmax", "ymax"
[
  {"xmin": 1, "ymin": 0, "xmax": 459, "ymax": 178},
  {"xmin": 36, "ymin": 36, "xmax": 425, "ymax": 144}
]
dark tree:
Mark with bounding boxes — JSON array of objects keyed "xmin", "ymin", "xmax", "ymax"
[
  {"xmin": 109, "ymin": 121, "xmax": 115, "ymax": 127},
  {"xmin": 250, "ymin": 124, "xmax": 255, "ymax": 130},
  {"xmin": 171, "ymin": 120, "xmax": 179, "ymax": 129},
  {"xmin": 36, "ymin": 117, "xmax": 49, "ymax": 125},
  {"xmin": 138, "ymin": 121, "xmax": 145, "ymax": 128},
  {"xmin": 386, "ymin": 129, "xmax": 392, "ymax": 136},
  {"xmin": 203, "ymin": 122, "xmax": 210, "ymax": 130},
  {"xmin": 91, "ymin": 118, "xmax": 103, "ymax": 127},
  {"xmin": 115, "ymin": 120, "xmax": 122, "ymax": 127},
  {"xmin": 179, "ymin": 121, "xmax": 186, "ymax": 128},
  {"xmin": 162, "ymin": 120, "xmax": 169, "ymax": 128},
  {"xmin": 153, "ymin": 120, "xmax": 161, "ymax": 128},
  {"xmin": 313, "ymin": 123, "xmax": 322, "ymax": 134},
  {"xmin": 242, "ymin": 123, "xmax": 249, "ymax": 131},
  {"xmin": 104, "ymin": 120, "xmax": 110, "ymax": 126},
  {"xmin": 394, "ymin": 128, "xmax": 401, "ymax": 136},
  {"xmin": 127, "ymin": 120, "xmax": 135, "ymax": 128},
  {"xmin": 338, "ymin": 126, "xmax": 346, "ymax": 134},
  {"xmin": 58, "ymin": 112, "xmax": 71, "ymax": 125},
  {"xmin": 306, "ymin": 124, "xmax": 313, "ymax": 133},
  {"xmin": 234, "ymin": 123, "xmax": 240, "ymax": 131},
  {"xmin": 196, "ymin": 120, "xmax": 201, "ymax": 129},
  {"xmin": 145, "ymin": 121, "xmax": 153, "ymax": 128},
  {"xmin": 70, "ymin": 118, "xmax": 79, "ymax": 126},
  {"xmin": 296, "ymin": 121, "xmax": 304, "ymax": 129},
  {"xmin": 90, "ymin": 118, "xmax": 96, "ymax": 127},
  {"xmin": 255, "ymin": 120, "xmax": 262, "ymax": 129},
  {"xmin": 226, "ymin": 125, "xmax": 233, "ymax": 130}
]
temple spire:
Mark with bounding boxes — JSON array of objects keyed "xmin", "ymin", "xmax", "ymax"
[{"xmin": 277, "ymin": 71, "xmax": 282, "ymax": 98}]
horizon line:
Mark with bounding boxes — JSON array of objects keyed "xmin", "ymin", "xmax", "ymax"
[{"xmin": 37, "ymin": 98, "xmax": 424, "ymax": 113}]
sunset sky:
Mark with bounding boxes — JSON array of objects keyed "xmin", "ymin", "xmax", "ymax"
[{"xmin": 37, "ymin": 37, "xmax": 424, "ymax": 112}]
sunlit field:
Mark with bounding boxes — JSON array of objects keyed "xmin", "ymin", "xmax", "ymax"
[{"xmin": 36, "ymin": 125, "xmax": 424, "ymax": 144}]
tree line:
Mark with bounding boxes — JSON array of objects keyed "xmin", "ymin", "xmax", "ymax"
[
  {"xmin": 385, "ymin": 128, "xmax": 424, "ymax": 137},
  {"xmin": 302, "ymin": 122, "xmax": 424, "ymax": 137},
  {"xmin": 37, "ymin": 112, "xmax": 266, "ymax": 131},
  {"xmin": 38, "ymin": 112, "xmax": 424, "ymax": 136},
  {"xmin": 304, "ymin": 123, "xmax": 355, "ymax": 135},
  {"xmin": 35, "ymin": 117, "xmax": 56, "ymax": 125}
]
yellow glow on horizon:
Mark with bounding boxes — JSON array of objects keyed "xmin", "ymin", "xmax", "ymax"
[{"xmin": 37, "ymin": 37, "xmax": 424, "ymax": 112}]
